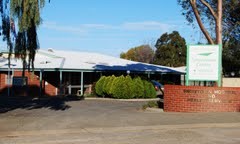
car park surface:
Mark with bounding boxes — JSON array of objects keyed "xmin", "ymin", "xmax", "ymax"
[{"xmin": 0, "ymin": 97, "xmax": 240, "ymax": 144}]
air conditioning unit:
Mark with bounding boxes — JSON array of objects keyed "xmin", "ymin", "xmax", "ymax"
[{"xmin": 77, "ymin": 90, "xmax": 81, "ymax": 96}]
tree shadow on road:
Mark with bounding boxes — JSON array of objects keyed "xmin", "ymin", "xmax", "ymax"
[{"xmin": 0, "ymin": 95, "xmax": 84, "ymax": 113}]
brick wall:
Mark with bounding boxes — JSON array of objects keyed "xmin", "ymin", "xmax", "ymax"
[
  {"xmin": 164, "ymin": 85, "xmax": 240, "ymax": 112},
  {"xmin": 0, "ymin": 72, "xmax": 6, "ymax": 89},
  {"xmin": 44, "ymin": 81, "xmax": 57, "ymax": 96},
  {"xmin": 0, "ymin": 71, "xmax": 57, "ymax": 96}
]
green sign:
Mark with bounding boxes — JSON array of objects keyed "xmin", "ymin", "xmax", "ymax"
[{"xmin": 186, "ymin": 45, "xmax": 222, "ymax": 86}]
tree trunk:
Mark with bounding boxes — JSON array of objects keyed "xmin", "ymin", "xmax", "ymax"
[
  {"xmin": 217, "ymin": 0, "xmax": 223, "ymax": 87},
  {"xmin": 190, "ymin": 0, "xmax": 223, "ymax": 86},
  {"xmin": 216, "ymin": 0, "xmax": 222, "ymax": 45},
  {"xmin": 190, "ymin": 0, "xmax": 215, "ymax": 44}
]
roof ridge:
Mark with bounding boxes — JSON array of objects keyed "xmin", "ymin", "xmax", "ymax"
[{"xmin": 38, "ymin": 50, "xmax": 63, "ymax": 58}]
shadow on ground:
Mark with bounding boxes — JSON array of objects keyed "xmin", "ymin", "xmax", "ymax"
[
  {"xmin": 157, "ymin": 100, "xmax": 164, "ymax": 109},
  {"xmin": 0, "ymin": 95, "xmax": 84, "ymax": 113}
]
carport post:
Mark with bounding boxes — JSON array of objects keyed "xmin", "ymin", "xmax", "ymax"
[
  {"xmin": 40, "ymin": 69, "xmax": 43, "ymax": 97},
  {"xmin": 68, "ymin": 85, "xmax": 71, "ymax": 95},
  {"xmin": 7, "ymin": 67, "xmax": 10, "ymax": 97},
  {"xmin": 80, "ymin": 71, "xmax": 84, "ymax": 96},
  {"xmin": 59, "ymin": 70, "xmax": 62, "ymax": 95}
]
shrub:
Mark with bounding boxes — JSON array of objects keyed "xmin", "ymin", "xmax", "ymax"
[
  {"xmin": 124, "ymin": 75, "xmax": 134, "ymax": 98},
  {"xmin": 143, "ymin": 80, "xmax": 157, "ymax": 98},
  {"xmin": 102, "ymin": 76, "xmax": 110, "ymax": 95},
  {"xmin": 132, "ymin": 77, "xmax": 144, "ymax": 98},
  {"xmin": 142, "ymin": 101, "xmax": 159, "ymax": 110},
  {"xmin": 95, "ymin": 76, "xmax": 106, "ymax": 96},
  {"xmin": 110, "ymin": 76, "xmax": 118, "ymax": 97},
  {"xmin": 104, "ymin": 75, "xmax": 116, "ymax": 96},
  {"xmin": 96, "ymin": 75, "xmax": 156, "ymax": 99},
  {"xmin": 111, "ymin": 75, "xmax": 133, "ymax": 99},
  {"xmin": 111, "ymin": 75, "xmax": 123, "ymax": 99}
]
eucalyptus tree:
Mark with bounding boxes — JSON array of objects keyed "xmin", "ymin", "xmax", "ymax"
[
  {"xmin": 178, "ymin": 0, "xmax": 223, "ymax": 44},
  {"xmin": 178, "ymin": 0, "xmax": 240, "ymax": 85},
  {"xmin": 178, "ymin": 0, "xmax": 239, "ymax": 45},
  {"xmin": 0, "ymin": 0, "xmax": 47, "ymax": 76}
]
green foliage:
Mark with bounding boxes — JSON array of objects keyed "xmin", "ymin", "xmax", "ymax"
[
  {"xmin": 95, "ymin": 76, "xmax": 106, "ymax": 96},
  {"xmin": 111, "ymin": 75, "xmax": 127, "ymax": 99},
  {"xmin": 102, "ymin": 76, "xmax": 110, "ymax": 95},
  {"xmin": 124, "ymin": 75, "xmax": 134, "ymax": 98},
  {"xmin": 120, "ymin": 45, "xmax": 154, "ymax": 63},
  {"xmin": 11, "ymin": 0, "xmax": 47, "ymax": 73},
  {"xmin": 96, "ymin": 75, "xmax": 156, "ymax": 99},
  {"xmin": 110, "ymin": 75, "xmax": 121, "ymax": 97},
  {"xmin": 153, "ymin": 31, "xmax": 186, "ymax": 67},
  {"xmin": 178, "ymin": 0, "xmax": 240, "ymax": 43},
  {"xmin": 143, "ymin": 80, "xmax": 157, "ymax": 99},
  {"xmin": 11, "ymin": 0, "xmax": 45, "ymax": 31},
  {"xmin": 0, "ymin": 0, "xmax": 48, "ymax": 76},
  {"xmin": 132, "ymin": 77, "xmax": 144, "ymax": 98},
  {"xmin": 120, "ymin": 52, "xmax": 126, "ymax": 59},
  {"xmin": 222, "ymin": 37, "xmax": 240, "ymax": 76},
  {"xmin": 120, "ymin": 48, "xmax": 137, "ymax": 61},
  {"xmin": 103, "ymin": 75, "xmax": 115, "ymax": 96},
  {"xmin": 142, "ymin": 101, "xmax": 158, "ymax": 110}
]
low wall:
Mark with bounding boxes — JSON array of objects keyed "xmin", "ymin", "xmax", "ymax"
[
  {"xmin": 223, "ymin": 78, "xmax": 240, "ymax": 87},
  {"xmin": 164, "ymin": 85, "xmax": 240, "ymax": 112}
]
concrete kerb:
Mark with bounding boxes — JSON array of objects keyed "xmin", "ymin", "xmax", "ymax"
[
  {"xmin": 0, "ymin": 96, "xmax": 160, "ymax": 102},
  {"xmin": 85, "ymin": 97, "xmax": 160, "ymax": 102},
  {"xmin": 145, "ymin": 107, "xmax": 164, "ymax": 112}
]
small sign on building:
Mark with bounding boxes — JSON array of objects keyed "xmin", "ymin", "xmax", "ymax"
[
  {"xmin": 13, "ymin": 77, "xmax": 28, "ymax": 86},
  {"xmin": 186, "ymin": 45, "xmax": 222, "ymax": 86}
]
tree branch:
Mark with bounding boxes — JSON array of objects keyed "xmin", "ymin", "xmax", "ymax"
[
  {"xmin": 190, "ymin": 0, "xmax": 215, "ymax": 44},
  {"xmin": 200, "ymin": 0, "xmax": 218, "ymax": 20}
]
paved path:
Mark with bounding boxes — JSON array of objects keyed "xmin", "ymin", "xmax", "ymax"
[{"xmin": 0, "ymin": 98, "xmax": 240, "ymax": 144}]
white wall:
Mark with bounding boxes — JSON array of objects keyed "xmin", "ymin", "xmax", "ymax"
[{"xmin": 223, "ymin": 78, "xmax": 240, "ymax": 87}]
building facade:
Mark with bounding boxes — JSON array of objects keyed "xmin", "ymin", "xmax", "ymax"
[{"xmin": 0, "ymin": 49, "xmax": 184, "ymax": 97}]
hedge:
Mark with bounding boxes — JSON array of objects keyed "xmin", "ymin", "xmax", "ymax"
[
  {"xmin": 143, "ymin": 80, "xmax": 156, "ymax": 98},
  {"xmin": 111, "ymin": 75, "xmax": 132, "ymax": 99},
  {"xmin": 95, "ymin": 76, "xmax": 106, "ymax": 96},
  {"xmin": 103, "ymin": 75, "xmax": 115, "ymax": 96},
  {"xmin": 132, "ymin": 77, "xmax": 144, "ymax": 98},
  {"xmin": 95, "ymin": 75, "xmax": 156, "ymax": 99}
]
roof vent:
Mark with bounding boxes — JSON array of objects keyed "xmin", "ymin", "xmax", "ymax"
[
  {"xmin": 40, "ymin": 60, "xmax": 51, "ymax": 64},
  {"xmin": 48, "ymin": 48, "xmax": 54, "ymax": 52}
]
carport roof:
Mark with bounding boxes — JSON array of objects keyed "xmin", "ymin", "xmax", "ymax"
[{"xmin": 0, "ymin": 49, "xmax": 185, "ymax": 74}]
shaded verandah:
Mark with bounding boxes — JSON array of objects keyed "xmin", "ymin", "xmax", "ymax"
[{"xmin": 39, "ymin": 70, "xmax": 182, "ymax": 97}]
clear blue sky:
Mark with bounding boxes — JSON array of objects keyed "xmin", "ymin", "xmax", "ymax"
[{"xmin": 38, "ymin": 0, "xmax": 201, "ymax": 57}]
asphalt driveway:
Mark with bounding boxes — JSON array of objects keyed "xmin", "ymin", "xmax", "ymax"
[{"xmin": 0, "ymin": 97, "xmax": 240, "ymax": 144}]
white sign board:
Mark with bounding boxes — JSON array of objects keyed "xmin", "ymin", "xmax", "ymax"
[{"xmin": 187, "ymin": 45, "xmax": 221, "ymax": 81}]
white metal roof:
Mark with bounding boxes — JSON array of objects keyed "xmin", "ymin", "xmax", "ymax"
[{"xmin": 0, "ymin": 49, "xmax": 185, "ymax": 74}]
